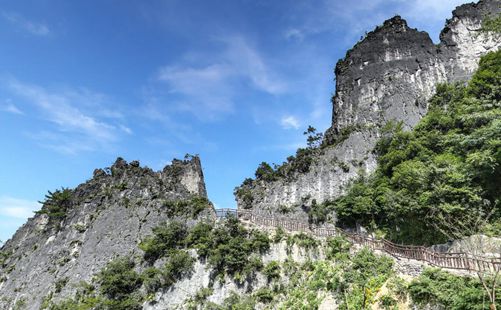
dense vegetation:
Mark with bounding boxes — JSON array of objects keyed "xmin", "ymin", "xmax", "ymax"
[
  {"xmin": 409, "ymin": 268, "xmax": 501, "ymax": 309},
  {"xmin": 162, "ymin": 196, "xmax": 212, "ymax": 218},
  {"xmin": 323, "ymin": 50, "xmax": 501, "ymax": 244},
  {"xmin": 41, "ymin": 222, "xmax": 498, "ymax": 310},
  {"xmin": 140, "ymin": 216, "xmax": 270, "ymax": 283},
  {"xmin": 43, "ymin": 258, "xmax": 144, "ymax": 310}
]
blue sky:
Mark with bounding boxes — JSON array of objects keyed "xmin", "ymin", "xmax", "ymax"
[{"xmin": 0, "ymin": 0, "xmax": 469, "ymax": 243}]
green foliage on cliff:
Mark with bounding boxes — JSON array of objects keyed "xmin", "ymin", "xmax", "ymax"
[
  {"xmin": 139, "ymin": 216, "xmax": 270, "ymax": 284},
  {"xmin": 331, "ymin": 50, "xmax": 501, "ymax": 244},
  {"xmin": 35, "ymin": 188, "xmax": 73, "ymax": 223},
  {"xmin": 187, "ymin": 216, "xmax": 270, "ymax": 283},
  {"xmin": 482, "ymin": 13, "xmax": 501, "ymax": 34},
  {"xmin": 46, "ymin": 258, "xmax": 144, "ymax": 310},
  {"xmin": 139, "ymin": 221, "xmax": 188, "ymax": 263},
  {"xmin": 280, "ymin": 247, "xmax": 394, "ymax": 309},
  {"xmin": 409, "ymin": 268, "xmax": 501, "ymax": 309},
  {"xmin": 96, "ymin": 258, "xmax": 143, "ymax": 303},
  {"xmin": 162, "ymin": 196, "xmax": 212, "ymax": 218}
]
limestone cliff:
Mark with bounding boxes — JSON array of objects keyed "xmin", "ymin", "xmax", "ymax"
[
  {"xmin": 0, "ymin": 156, "xmax": 212, "ymax": 309},
  {"xmin": 235, "ymin": 0, "xmax": 501, "ymax": 218}
]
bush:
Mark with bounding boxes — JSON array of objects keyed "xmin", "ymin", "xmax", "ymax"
[
  {"xmin": 139, "ymin": 221, "xmax": 188, "ymax": 263},
  {"xmin": 273, "ymin": 227, "xmax": 286, "ymax": 243},
  {"xmin": 222, "ymin": 291, "xmax": 256, "ymax": 309},
  {"xmin": 262, "ymin": 261, "xmax": 281, "ymax": 282},
  {"xmin": 408, "ymin": 268, "xmax": 499, "ymax": 309},
  {"xmin": 162, "ymin": 250, "xmax": 195, "ymax": 287},
  {"xmin": 307, "ymin": 200, "xmax": 332, "ymax": 225},
  {"xmin": 254, "ymin": 287, "xmax": 274, "ymax": 303},
  {"xmin": 185, "ymin": 221, "xmax": 214, "ymax": 257},
  {"xmin": 481, "ymin": 13, "xmax": 501, "ymax": 34},
  {"xmin": 163, "ymin": 196, "xmax": 211, "ymax": 218},
  {"xmin": 325, "ymin": 236, "xmax": 351, "ymax": 260},
  {"xmin": 286, "ymin": 233, "xmax": 318, "ymax": 252},
  {"xmin": 141, "ymin": 267, "xmax": 162, "ymax": 294},
  {"xmin": 96, "ymin": 258, "xmax": 142, "ymax": 301}
]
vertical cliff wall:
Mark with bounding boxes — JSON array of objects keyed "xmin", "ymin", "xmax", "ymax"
[
  {"xmin": 236, "ymin": 0, "xmax": 501, "ymax": 219},
  {"xmin": 0, "ymin": 157, "xmax": 213, "ymax": 309}
]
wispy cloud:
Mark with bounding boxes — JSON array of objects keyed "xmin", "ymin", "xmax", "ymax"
[
  {"xmin": 0, "ymin": 196, "xmax": 40, "ymax": 219},
  {"xmin": 158, "ymin": 64, "xmax": 234, "ymax": 119},
  {"xmin": 3, "ymin": 78, "xmax": 129, "ymax": 154},
  {"xmin": 154, "ymin": 36, "xmax": 286, "ymax": 121},
  {"xmin": 1, "ymin": 101, "xmax": 23, "ymax": 115},
  {"xmin": 280, "ymin": 115, "xmax": 300, "ymax": 130},
  {"xmin": 2, "ymin": 11, "xmax": 50, "ymax": 36}
]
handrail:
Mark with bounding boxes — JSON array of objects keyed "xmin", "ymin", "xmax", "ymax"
[{"xmin": 213, "ymin": 208, "xmax": 501, "ymax": 273}]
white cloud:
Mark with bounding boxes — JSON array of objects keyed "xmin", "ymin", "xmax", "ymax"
[
  {"xmin": 4, "ymin": 78, "xmax": 129, "ymax": 154},
  {"xmin": 1, "ymin": 101, "xmax": 23, "ymax": 115},
  {"xmin": 119, "ymin": 125, "xmax": 133, "ymax": 135},
  {"xmin": 280, "ymin": 115, "xmax": 300, "ymax": 129},
  {"xmin": 158, "ymin": 64, "xmax": 234, "ymax": 119},
  {"xmin": 155, "ymin": 36, "xmax": 286, "ymax": 121},
  {"xmin": 2, "ymin": 11, "xmax": 50, "ymax": 36},
  {"xmin": 0, "ymin": 196, "xmax": 40, "ymax": 219}
]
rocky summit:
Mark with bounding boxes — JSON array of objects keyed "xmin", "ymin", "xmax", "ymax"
[{"xmin": 235, "ymin": 0, "xmax": 501, "ymax": 219}]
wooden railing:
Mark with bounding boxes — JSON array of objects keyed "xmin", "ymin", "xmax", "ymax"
[{"xmin": 214, "ymin": 208, "xmax": 501, "ymax": 273}]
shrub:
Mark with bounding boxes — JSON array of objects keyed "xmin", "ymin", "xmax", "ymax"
[
  {"xmin": 286, "ymin": 233, "xmax": 318, "ymax": 252},
  {"xmin": 141, "ymin": 267, "xmax": 162, "ymax": 294},
  {"xmin": 185, "ymin": 221, "xmax": 214, "ymax": 258},
  {"xmin": 222, "ymin": 291, "xmax": 256, "ymax": 309},
  {"xmin": 234, "ymin": 187, "xmax": 254, "ymax": 209},
  {"xmin": 139, "ymin": 221, "xmax": 188, "ymax": 263},
  {"xmin": 408, "ymin": 268, "xmax": 498, "ymax": 309},
  {"xmin": 162, "ymin": 250, "xmax": 195, "ymax": 287},
  {"xmin": 96, "ymin": 258, "xmax": 142, "ymax": 301},
  {"xmin": 163, "ymin": 196, "xmax": 211, "ymax": 218},
  {"xmin": 481, "ymin": 13, "xmax": 501, "ymax": 34},
  {"xmin": 325, "ymin": 236, "xmax": 351, "ymax": 260},
  {"xmin": 254, "ymin": 287, "xmax": 274, "ymax": 303},
  {"xmin": 307, "ymin": 200, "xmax": 332, "ymax": 225},
  {"xmin": 273, "ymin": 227, "xmax": 286, "ymax": 243},
  {"xmin": 250, "ymin": 230, "xmax": 270, "ymax": 254},
  {"xmin": 263, "ymin": 261, "xmax": 281, "ymax": 282}
]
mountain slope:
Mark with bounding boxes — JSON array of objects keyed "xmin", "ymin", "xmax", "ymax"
[
  {"xmin": 235, "ymin": 0, "xmax": 501, "ymax": 220},
  {"xmin": 0, "ymin": 156, "xmax": 213, "ymax": 309}
]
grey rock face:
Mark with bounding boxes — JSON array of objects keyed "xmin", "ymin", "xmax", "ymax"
[
  {"xmin": 236, "ymin": 0, "xmax": 501, "ymax": 217},
  {"xmin": 0, "ymin": 157, "xmax": 212, "ymax": 309}
]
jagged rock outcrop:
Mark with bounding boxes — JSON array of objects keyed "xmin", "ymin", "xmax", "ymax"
[
  {"xmin": 236, "ymin": 0, "xmax": 501, "ymax": 218},
  {"xmin": 0, "ymin": 156, "xmax": 213, "ymax": 309}
]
